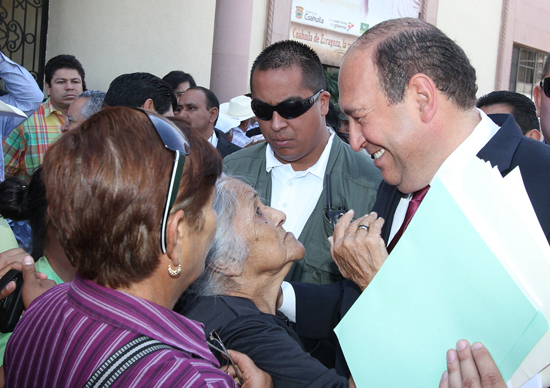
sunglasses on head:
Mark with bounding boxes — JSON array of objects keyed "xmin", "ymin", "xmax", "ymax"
[
  {"xmin": 251, "ymin": 89, "xmax": 324, "ymax": 121},
  {"xmin": 207, "ymin": 330, "xmax": 243, "ymax": 385},
  {"xmin": 541, "ymin": 77, "xmax": 550, "ymax": 98},
  {"xmin": 135, "ymin": 109, "xmax": 191, "ymax": 254}
]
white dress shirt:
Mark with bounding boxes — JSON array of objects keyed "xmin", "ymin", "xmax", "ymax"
[
  {"xmin": 388, "ymin": 109, "xmax": 500, "ymax": 242},
  {"xmin": 267, "ymin": 131, "xmax": 335, "ymax": 239},
  {"xmin": 207, "ymin": 130, "xmax": 218, "ymax": 148}
]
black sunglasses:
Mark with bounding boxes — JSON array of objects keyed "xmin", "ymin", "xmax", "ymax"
[
  {"xmin": 207, "ymin": 330, "xmax": 243, "ymax": 386},
  {"xmin": 251, "ymin": 89, "xmax": 324, "ymax": 121},
  {"xmin": 135, "ymin": 109, "xmax": 191, "ymax": 254},
  {"xmin": 540, "ymin": 77, "xmax": 550, "ymax": 98}
]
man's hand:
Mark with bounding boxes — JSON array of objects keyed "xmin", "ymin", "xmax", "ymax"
[
  {"xmin": 329, "ymin": 210, "xmax": 388, "ymax": 291},
  {"xmin": 440, "ymin": 340, "xmax": 507, "ymax": 388},
  {"xmin": 226, "ymin": 349, "xmax": 272, "ymax": 387}
]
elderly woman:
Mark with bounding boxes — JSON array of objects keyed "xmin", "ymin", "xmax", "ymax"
[
  {"xmin": 181, "ymin": 176, "xmax": 351, "ymax": 387},
  {"xmin": 181, "ymin": 177, "xmax": 510, "ymax": 388},
  {"xmin": 2, "ymin": 108, "xmax": 269, "ymax": 387}
]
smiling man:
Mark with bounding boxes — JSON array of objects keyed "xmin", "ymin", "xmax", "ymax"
[
  {"xmin": 3, "ymin": 54, "xmax": 86, "ymax": 181},
  {"xmin": 337, "ymin": 18, "xmax": 550, "ymax": 244},
  {"xmin": 224, "ymin": 40, "xmax": 381, "ymax": 286},
  {"xmin": 285, "ymin": 18, "xmax": 550, "ymax": 379}
]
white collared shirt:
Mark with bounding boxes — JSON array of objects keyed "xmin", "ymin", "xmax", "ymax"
[
  {"xmin": 388, "ymin": 109, "xmax": 500, "ymax": 242},
  {"xmin": 266, "ymin": 131, "xmax": 335, "ymax": 239},
  {"xmin": 208, "ymin": 130, "xmax": 218, "ymax": 148}
]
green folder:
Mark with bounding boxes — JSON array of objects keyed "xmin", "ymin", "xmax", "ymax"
[{"xmin": 335, "ymin": 178, "xmax": 548, "ymax": 388}]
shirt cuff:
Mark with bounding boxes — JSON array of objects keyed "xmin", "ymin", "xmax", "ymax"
[{"xmin": 278, "ymin": 281, "xmax": 296, "ymax": 323}]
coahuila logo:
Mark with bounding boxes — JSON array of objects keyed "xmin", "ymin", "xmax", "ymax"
[
  {"xmin": 347, "ymin": 22, "xmax": 354, "ymax": 32},
  {"xmin": 296, "ymin": 6, "xmax": 303, "ymax": 19},
  {"xmin": 304, "ymin": 13, "xmax": 324, "ymax": 24}
]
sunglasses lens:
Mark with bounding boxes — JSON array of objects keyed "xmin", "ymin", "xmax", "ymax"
[
  {"xmin": 544, "ymin": 78, "xmax": 550, "ymax": 98},
  {"xmin": 278, "ymin": 100, "xmax": 313, "ymax": 120},
  {"xmin": 251, "ymin": 101, "xmax": 274, "ymax": 121},
  {"xmin": 148, "ymin": 114, "xmax": 191, "ymax": 155},
  {"xmin": 251, "ymin": 89, "xmax": 323, "ymax": 121}
]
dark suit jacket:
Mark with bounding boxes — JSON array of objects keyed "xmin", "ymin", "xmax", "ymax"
[
  {"xmin": 293, "ymin": 114, "xmax": 550, "ymax": 377},
  {"xmin": 373, "ymin": 114, "xmax": 550, "ymax": 242},
  {"xmin": 181, "ymin": 295, "xmax": 348, "ymax": 388},
  {"xmin": 214, "ymin": 129, "xmax": 241, "ymax": 158}
]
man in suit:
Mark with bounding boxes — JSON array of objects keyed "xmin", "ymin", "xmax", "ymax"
[
  {"xmin": 178, "ymin": 86, "xmax": 241, "ymax": 157},
  {"xmin": 284, "ymin": 17, "xmax": 549, "ymax": 384}
]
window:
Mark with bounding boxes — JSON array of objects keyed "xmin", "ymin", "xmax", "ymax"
[{"xmin": 509, "ymin": 46, "xmax": 548, "ymax": 99}]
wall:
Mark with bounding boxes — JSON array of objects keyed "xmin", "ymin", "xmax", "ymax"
[
  {"xmin": 513, "ymin": 0, "xmax": 550, "ymax": 51},
  {"xmin": 436, "ymin": 0, "xmax": 503, "ymax": 97},
  {"xmin": 248, "ymin": 0, "xmax": 270, "ymax": 91},
  {"xmin": 46, "ymin": 0, "xmax": 217, "ymax": 91}
]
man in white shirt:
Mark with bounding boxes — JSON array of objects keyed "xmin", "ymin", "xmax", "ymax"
[{"xmin": 224, "ymin": 40, "xmax": 381, "ymax": 286}]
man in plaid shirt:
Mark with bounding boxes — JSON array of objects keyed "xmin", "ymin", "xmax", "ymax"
[{"xmin": 3, "ymin": 54, "xmax": 86, "ymax": 181}]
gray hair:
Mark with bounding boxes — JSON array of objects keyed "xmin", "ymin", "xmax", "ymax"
[
  {"xmin": 192, "ymin": 175, "xmax": 249, "ymax": 296},
  {"xmin": 78, "ymin": 90, "xmax": 106, "ymax": 119}
]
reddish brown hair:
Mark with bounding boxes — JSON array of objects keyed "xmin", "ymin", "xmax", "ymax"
[{"xmin": 43, "ymin": 107, "xmax": 222, "ymax": 289}]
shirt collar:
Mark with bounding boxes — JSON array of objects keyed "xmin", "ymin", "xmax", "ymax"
[
  {"xmin": 43, "ymin": 98, "xmax": 63, "ymax": 118},
  {"xmin": 265, "ymin": 129, "xmax": 335, "ymax": 178},
  {"xmin": 434, "ymin": 108, "xmax": 500, "ymax": 185},
  {"xmin": 208, "ymin": 130, "xmax": 218, "ymax": 148}
]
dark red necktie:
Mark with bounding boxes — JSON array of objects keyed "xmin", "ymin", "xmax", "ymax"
[{"xmin": 387, "ymin": 185, "xmax": 430, "ymax": 253}]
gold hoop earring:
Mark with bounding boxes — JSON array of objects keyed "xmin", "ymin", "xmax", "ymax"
[{"xmin": 168, "ymin": 261, "xmax": 181, "ymax": 277}]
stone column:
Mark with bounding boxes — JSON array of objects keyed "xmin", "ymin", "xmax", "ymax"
[{"xmin": 210, "ymin": 0, "xmax": 254, "ymax": 103}]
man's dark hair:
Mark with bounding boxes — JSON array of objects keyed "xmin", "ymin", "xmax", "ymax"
[
  {"xmin": 188, "ymin": 86, "xmax": 219, "ymax": 111},
  {"xmin": 477, "ymin": 90, "xmax": 540, "ymax": 134},
  {"xmin": 44, "ymin": 54, "xmax": 86, "ymax": 90},
  {"xmin": 542, "ymin": 56, "xmax": 550, "ymax": 80},
  {"xmin": 352, "ymin": 18, "xmax": 477, "ymax": 110},
  {"xmin": 162, "ymin": 71, "xmax": 197, "ymax": 91},
  {"xmin": 250, "ymin": 40, "xmax": 326, "ymax": 94},
  {"xmin": 104, "ymin": 72, "xmax": 176, "ymax": 115}
]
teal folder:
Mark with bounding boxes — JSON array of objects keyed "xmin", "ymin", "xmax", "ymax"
[{"xmin": 335, "ymin": 178, "xmax": 548, "ymax": 388}]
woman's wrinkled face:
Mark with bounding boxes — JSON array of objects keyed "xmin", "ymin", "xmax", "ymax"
[{"xmin": 231, "ymin": 180, "xmax": 305, "ymax": 273}]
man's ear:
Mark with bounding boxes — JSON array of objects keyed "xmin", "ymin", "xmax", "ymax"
[
  {"xmin": 407, "ymin": 73, "xmax": 437, "ymax": 123},
  {"xmin": 209, "ymin": 107, "xmax": 219, "ymax": 124},
  {"xmin": 534, "ymin": 85, "xmax": 542, "ymax": 118},
  {"xmin": 45, "ymin": 83, "xmax": 51, "ymax": 97},
  {"xmin": 526, "ymin": 128, "xmax": 543, "ymax": 141},
  {"xmin": 141, "ymin": 98, "xmax": 156, "ymax": 112},
  {"xmin": 319, "ymin": 90, "xmax": 331, "ymax": 116}
]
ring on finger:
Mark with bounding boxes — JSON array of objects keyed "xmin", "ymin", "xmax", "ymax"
[{"xmin": 358, "ymin": 224, "xmax": 369, "ymax": 232}]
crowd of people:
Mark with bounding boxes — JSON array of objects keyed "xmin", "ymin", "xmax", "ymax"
[{"xmin": 0, "ymin": 16, "xmax": 549, "ymax": 387}]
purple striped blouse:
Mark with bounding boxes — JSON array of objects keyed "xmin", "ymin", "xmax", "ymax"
[{"xmin": 4, "ymin": 274, "xmax": 236, "ymax": 387}]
